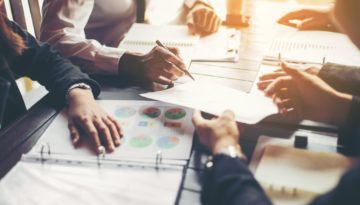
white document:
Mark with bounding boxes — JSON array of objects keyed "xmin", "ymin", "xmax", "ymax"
[
  {"xmin": 0, "ymin": 161, "xmax": 182, "ymax": 205},
  {"xmin": 193, "ymin": 28, "xmax": 241, "ymax": 62},
  {"xmin": 119, "ymin": 23, "xmax": 198, "ymax": 66},
  {"xmin": 30, "ymin": 101, "xmax": 194, "ymax": 161},
  {"xmin": 265, "ymin": 25, "xmax": 360, "ymax": 66},
  {"xmin": 141, "ymin": 81, "xmax": 278, "ymax": 124}
]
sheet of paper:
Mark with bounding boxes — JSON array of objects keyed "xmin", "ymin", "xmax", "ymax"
[
  {"xmin": 250, "ymin": 136, "xmax": 353, "ymax": 205},
  {"xmin": 141, "ymin": 81, "xmax": 277, "ymax": 124},
  {"xmin": 265, "ymin": 25, "xmax": 360, "ymax": 66},
  {"xmin": 0, "ymin": 161, "xmax": 182, "ymax": 205},
  {"xmin": 119, "ymin": 23, "xmax": 199, "ymax": 67},
  {"xmin": 30, "ymin": 101, "xmax": 194, "ymax": 161},
  {"xmin": 193, "ymin": 28, "xmax": 240, "ymax": 62}
]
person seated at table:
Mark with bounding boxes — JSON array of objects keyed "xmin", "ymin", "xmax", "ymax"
[
  {"xmin": 192, "ymin": 1, "xmax": 360, "ymax": 203},
  {"xmin": 258, "ymin": 0, "xmax": 360, "ymax": 97},
  {"xmin": 0, "ymin": 6, "xmax": 121, "ymax": 154},
  {"xmin": 39, "ymin": 0, "xmax": 221, "ymax": 87},
  {"xmin": 192, "ymin": 65, "xmax": 360, "ymax": 204}
]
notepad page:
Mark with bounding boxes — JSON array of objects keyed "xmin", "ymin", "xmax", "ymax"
[
  {"xmin": 119, "ymin": 23, "xmax": 199, "ymax": 66},
  {"xmin": 265, "ymin": 25, "xmax": 360, "ymax": 66}
]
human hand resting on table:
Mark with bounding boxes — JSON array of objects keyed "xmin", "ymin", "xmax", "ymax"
[
  {"xmin": 118, "ymin": 46, "xmax": 186, "ymax": 88},
  {"xmin": 192, "ymin": 110, "xmax": 243, "ymax": 155},
  {"xmin": 262, "ymin": 63, "xmax": 352, "ymax": 125},
  {"xmin": 278, "ymin": 9, "xmax": 338, "ymax": 32},
  {"xmin": 66, "ymin": 88, "xmax": 123, "ymax": 154},
  {"xmin": 186, "ymin": 1, "xmax": 222, "ymax": 35}
]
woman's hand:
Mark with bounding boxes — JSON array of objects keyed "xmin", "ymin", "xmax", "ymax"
[
  {"xmin": 119, "ymin": 46, "xmax": 186, "ymax": 87},
  {"xmin": 66, "ymin": 89, "xmax": 123, "ymax": 154},
  {"xmin": 257, "ymin": 66, "xmax": 321, "ymax": 90},
  {"xmin": 186, "ymin": 1, "xmax": 222, "ymax": 35},
  {"xmin": 278, "ymin": 9, "xmax": 337, "ymax": 32},
  {"xmin": 192, "ymin": 110, "xmax": 242, "ymax": 154},
  {"xmin": 263, "ymin": 63, "xmax": 352, "ymax": 125}
]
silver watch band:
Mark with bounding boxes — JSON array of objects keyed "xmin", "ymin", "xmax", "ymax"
[{"xmin": 65, "ymin": 83, "xmax": 92, "ymax": 101}]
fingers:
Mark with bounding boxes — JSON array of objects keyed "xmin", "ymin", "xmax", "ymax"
[
  {"xmin": 278, "ymin": 9, "xmax": 316, "ymax": 24},
  {"xmin": 155, "ymin": 75, "xmax": 174, "ymax": 85},
  {"xmin": 167, "ymin": 47, "xmax": 181, "ymax": 57},
  {"xmin": 259, "ymin": 71, "xmax": 287, "ymax": 81},
  {"xmin": 93, "ymin": 119, "xmax": 115, "ymax": 152},
  {"xmin": 281, "ymin": 62, "xmax": 303, "ymax": 78},
  {"xmin": 155, "ymin": 46, "xmax": 186, "ymax": 71},
  {"xmin": 192, "ymin": 8, "xmax": 221, "ymax": 34},
  {"xmin": 220, "ymin": 110, "xmax": 235, "ymax": 121},
  {"xmin": 103, "ymin": 117, "xmax": 121, "ymax": 147},
  {"xmin": 192, "ymin": 110, "xmax": 206, "ymax": 127},
  {"xmin": 297, "ymin": 17, "xmax": 329, "ymax": 31},
  {"xmin": 68, "ymin": 120, "xmax": 81, "ymax": 146},
  {"xmin": 264, "ymin": 76, "xmax": 292, "ymax": 97},
  {"xmin": 79, "ymin": 118, "xmax": 102, "ymax": 153}
]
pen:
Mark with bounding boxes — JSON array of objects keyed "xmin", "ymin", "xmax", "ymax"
[{"xmin": 155, "ymin": 40, "xmax": 195, "ymax": 81}]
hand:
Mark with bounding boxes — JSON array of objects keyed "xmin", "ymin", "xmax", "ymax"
[
  {"xmin": 257, "ymin": 66, "xmax": 321, "ymax": 90},
  {"xmin": 67, "ymin": 89, "xmax": 123, "ymax": 154},
  {"xmin": 278, "ymin": 9, "xmax": 337, "ymax": 31},
  {"xmin": 192, "ymin": 110, "xmax": 242, "ymax": 154},
  {"xmin": 263, "ymin": 63, "xmax": 352, "ymax": 125},
  {"xmin": 187, "ymin": 2, "xmax": 222, "ymax": 35},
  {"xmin": 119, "ymin": 46, "xmax": 186, "ymax": 87}
]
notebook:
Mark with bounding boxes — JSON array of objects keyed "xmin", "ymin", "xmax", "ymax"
[
  {"xmin": 119, "ymin": 23, "xmax": 199, "ymax": 66},
  {"xmin": 30, "ymin": 100, "xmax": 195, "ymax": 164},
  {"xmin": 119, "ymin": 23, "xmax": 241, "ymax": 64},
  {"xmin": 251, "ymin": 136, "xmax": 353, "ymax": 205},
  {"xmin": 264, "ymin": 25, "xmax": 360, "ymax": 66}
]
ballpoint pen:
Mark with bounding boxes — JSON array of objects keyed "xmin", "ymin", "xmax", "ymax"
[{"xmin": 155, "ymin": 40, "xmax": 195, "ymax": 81}]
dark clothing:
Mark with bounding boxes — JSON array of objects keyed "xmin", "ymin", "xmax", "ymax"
[
  {"xmin": 0, "ymin": 19, "xmax": 100, "ymax": 129},
  {"xmin": 202, "ymin": 96, "xmax": 360, "ymax": 205},
  {"xmin": 320, "ymin": 63, "xmax": 360, "ymax": 96}
]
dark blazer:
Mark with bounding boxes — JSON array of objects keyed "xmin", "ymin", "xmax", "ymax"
[
  {"xmin": 320, "ymin": 63, "xmax": 360, "ymax": 96},
  {"xmin": 0, "ymin": 18, "xmax": 100, "ymax": 130},
  {"xmin": 202, "ymin": 96, "xmax": 360, "ymax": 205}
]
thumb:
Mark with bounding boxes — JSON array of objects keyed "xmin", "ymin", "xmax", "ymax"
[{"xmin": 281, "ymin": 62, "xmax": 303, "ymax": 78}]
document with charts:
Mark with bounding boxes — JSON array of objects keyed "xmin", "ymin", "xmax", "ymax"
[
  {"xmin": 141, "ymin": 81, "xmax": 278, "ymax": 124},
  {"xmin": 30, "ymin": 100, "xmax": 194, "ymax": 162}
]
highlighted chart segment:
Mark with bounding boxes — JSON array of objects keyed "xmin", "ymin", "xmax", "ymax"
[
  {"xmin": 157, "ymin": 136, "xmax": 180, "ymax": 149},
  {"xmin": 115, "ymin": 107, "xmax": 136, "ymax": 118},
  {"xmin": 141, "ymin": 107, "xmax": 161, "ymax": 119},
  {"xmin": 129, "ymin": 135, "xmax": 153, "ymax": 148},
  {"xmin": 165, "ymin": 108, "xmax": 186, "ymax": 120}
]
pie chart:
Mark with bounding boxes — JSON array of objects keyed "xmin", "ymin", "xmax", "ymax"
[
  {"xmin": 115, "ymin": 107, "xmax": 136, "ymax": 118},
  {"xmin": 165, "ymin": 108, "xmax": 186, "ymax": 120},
  {"xmin": 157, "ymin": 136, "xmax": 180, "ymax": 149},
  {"xmin": 129, "ymin": 135, "xmax": 153, "ymax": 148},
  {"xmin": 141, "ymin": 107, "xmax": 161, "ymax": 119}
]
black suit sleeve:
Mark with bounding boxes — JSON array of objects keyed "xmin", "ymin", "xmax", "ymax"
[
  {"xmin": 202, "ymin": 155, "xmax": 272, "ymax": 205},
  {"xmin": 337, "ymin": 96, "xmax": 360, "ymax": 156},
  {"xmin": 319, "ymin": 63, "xmax": 360, "ymax": 96},
  {"xmin": 7, "ymin": 20, "xmax": 100, "ymax": 99}
]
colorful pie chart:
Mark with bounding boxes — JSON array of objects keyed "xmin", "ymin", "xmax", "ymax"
[
  {"xmin": 129, "ymin": 135, "xmax": 153, "ymax": 148},
  {"xmin": 141, "ymin": 107, "xmax": 161, "ymax": 119},
  {"xmin": 165, "ymin": 108, "xmax": 186, "ymax": 120},
  {"xmin": 115, "ymin": 107, "xmax": 136, "ymax": 118},
  {"xmin": 157, "ymin": 136, "xmax": 180, "ymax": 149}
]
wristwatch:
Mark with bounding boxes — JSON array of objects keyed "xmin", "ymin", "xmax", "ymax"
[
  {"xmin": 65, "ymin": 83, "xmax": 92, "ymax": 102},
  {"xmin": 186, "ymin": 0, "xmax": 213, "ymax": 10},
  {"xmin": 205, "ymin": 144, "xmax": 247, "ymax": 169}
]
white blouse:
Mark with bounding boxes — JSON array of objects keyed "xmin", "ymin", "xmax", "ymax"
[{"xmin": 40, "ymin": 0, "xmax": 198, "ymax": 75}]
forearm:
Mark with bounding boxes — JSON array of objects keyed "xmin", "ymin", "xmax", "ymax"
[
  {"xmin": 40, "ymin": 0, "xmax": 124, "ymax": 75},
  {"xmin": 202, "ymin": 155, "xmax": 271, "ymax": 205},
  {"xmin": 319, "ymin": 63, "xmax": 360, "ymax": 96}
]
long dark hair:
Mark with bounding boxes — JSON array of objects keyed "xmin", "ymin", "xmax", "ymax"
[{"xmin": 0, "ymin": 14, "xmax": 25, "ymax": 56}]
